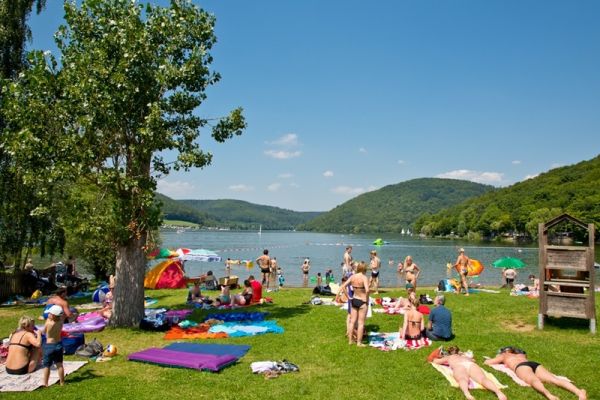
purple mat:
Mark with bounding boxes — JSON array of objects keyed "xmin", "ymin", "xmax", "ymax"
[{"xmin": 128, "ymin": 348, "xmax": 237, "ymax": 372}]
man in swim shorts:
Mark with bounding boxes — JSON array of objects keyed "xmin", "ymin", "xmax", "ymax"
[
  {"xmin": 369, "ymin": 250, "xmax": 381, "ymax": 294},
  {"xmin": 484, "ymin": 347, "xmax": 587, "ymax": 400},
  {"xmin": 255, "ymin": 249, "xmax": 272, "ymax": 289}
]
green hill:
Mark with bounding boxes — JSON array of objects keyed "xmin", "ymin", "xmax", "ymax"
[
  {"xmin": 413, "ymin": 155, "xmax": 600, "ymax": 239},
  {"xmin": 299, "ymin": 178, "xmax": 493, "ymax": 233},
  {"xmin": 156, "ymin": 194, "xmax": 322, "ymax": 230}
]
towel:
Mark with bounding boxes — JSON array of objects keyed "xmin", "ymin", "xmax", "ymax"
[
  {"xmin": 431, "ymin": 363, "xmax": 507, "ymax": 390},
  {"xmin": 0, "ymin": 361, "xmax": 87, "ymax": 392}
]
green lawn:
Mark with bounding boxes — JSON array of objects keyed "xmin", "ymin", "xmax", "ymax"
[{"xmin": 1, "ymin": 287, "xmax": 599, "ymax": 399}]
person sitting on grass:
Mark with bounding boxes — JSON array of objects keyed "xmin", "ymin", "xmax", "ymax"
[
  {"xmin": 400, "ymin": 296, "xmax": 425, "ymax": 343},
  {"xmin": 187, "ymin": 281, "xmax": 203, "ymax": 303},
  {"xmin": 100, "ymin": 282, "xmax": 115, "ymax": 319},
  {"xmin": 231, "ymin": 280, "xmax": 253, "ymax": 306},
  {"xmin": 43, "ymin": 305, "xmax": 65, "ymax": 387},
  {"xmin": 214, "ymin": 280, "xmax": 232, "ymax": 306},
  {"xmin": 484, "ymin": 347, "xmax": 587, "ymax": 400},
  {"xmin": 431, "ymin": 346, "xmax": 507, "ymax": 400},
  {"xmin": 46, "ymin": 287, "xmax": 78, "ymax": 322},
  {"xmin": 426, "ymin": 295, "xmax": 453, "ymax": 341},
  {"xmin": 5, "ymin": 316, "xmax": 42, "ymax": 375}
]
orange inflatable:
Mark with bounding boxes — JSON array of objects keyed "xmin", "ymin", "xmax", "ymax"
[{"xmin": 454, "ymin": 259, "xmax": 484, "ymax": 276}]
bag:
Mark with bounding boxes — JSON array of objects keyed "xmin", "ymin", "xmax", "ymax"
[{"xmin": 75, "ymin": 338, "xmax": 103, "ymax": 357}]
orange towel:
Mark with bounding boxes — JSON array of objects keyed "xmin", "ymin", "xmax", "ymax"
[{"xmin": 163, "ymin": 325, "xmax": 229, "ymax": 340}]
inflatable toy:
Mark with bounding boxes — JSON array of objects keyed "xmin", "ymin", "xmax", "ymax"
[
  {"xmin": 467, "ymin": 259, "xmax": 484, "ymax": 276},
  {"xmin": 92, "ymin": 286, "xmax": 110, "ymax": 303},
  {"xmin": 104, "ymin": 344, "xmax": 118, "ymax": 357}
]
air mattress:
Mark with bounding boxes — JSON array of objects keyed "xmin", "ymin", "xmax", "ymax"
[{"xmin": 128, "ymin": 348, "xmax": 237, "ymax": 372}]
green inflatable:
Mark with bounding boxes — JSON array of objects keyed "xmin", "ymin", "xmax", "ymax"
[{"xmin": 373, "ymin": 238, "xmax": 384, "ymax": 246}]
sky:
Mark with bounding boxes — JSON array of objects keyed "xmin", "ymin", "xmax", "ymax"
[{"xmin": 28, "ymin": 1, "xmax": 600, "ymax": 212}]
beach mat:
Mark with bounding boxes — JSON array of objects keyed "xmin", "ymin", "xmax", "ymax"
[
  {"xmin": 128, "ymin": 348, "xmax": 237, "ymax": 372},
  {"xmin": 0, "ymin": 361, "xmax": 87, "ymax": 392},
  {"xmin": 431, "ymin": 363, "xmax": 507, "ymax": 390},
  {"xmin": 164, "ymin": 343, "xmax": 250, "ymax": 358}
]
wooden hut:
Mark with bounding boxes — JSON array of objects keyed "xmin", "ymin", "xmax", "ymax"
[{"xmin": 538, "ymin": 214, "xmax": 596, "ymax": 334}]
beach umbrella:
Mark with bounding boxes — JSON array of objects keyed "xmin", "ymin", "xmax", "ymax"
[
  {"xmin": 179, "ymin": 248, "xmax": 222, "ymax": 262},
  {"xmin": 492, "ymin": 257, "xmax": 526, "ymax": 269},
  {"xmin": 147, "ymin": 248, "xmax": 178, "ymax": 260}
]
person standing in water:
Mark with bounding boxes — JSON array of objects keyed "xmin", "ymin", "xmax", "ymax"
[
  {"xmin": 402, "ymin": 255, "xmax": 421, "ymax": 291},
  {"xmin": 255, "ymin": 249, "xmax": 272, "ymax": 289},
  {"xmin": 454, "ymin": 248, "xmax": 470, "ymax": 296},
  {"xmin": 342, "ymin": 246, "xmax": 353, "ymax": 277},
  {"xmin": 369, "ymin": 250, "xmax": 381, "ymax": 294},
  {"xmin": 301, "ymin": 257, "xmax": 311, "ymax": 287}
]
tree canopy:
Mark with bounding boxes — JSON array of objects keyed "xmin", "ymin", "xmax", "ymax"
[{"xmin": 2, "ymin": 0, "xmax": 245, "ymax": 326}]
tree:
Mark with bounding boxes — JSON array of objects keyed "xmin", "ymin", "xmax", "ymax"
[
  {"xmin": 0, "ymin": 0, "xmax": 51, "ymax": 268},
  {"xmin": 3, "ymin": 0, "xmax": 245, "ymax": 326}
]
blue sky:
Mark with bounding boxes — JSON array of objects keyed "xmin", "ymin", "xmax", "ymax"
[{"xmin": 29, "ymin": 1, "xmax": 600, "ymax": 212}]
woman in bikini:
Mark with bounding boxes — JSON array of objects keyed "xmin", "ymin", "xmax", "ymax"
[
  {"xmin": 399, "ymin": 296, "xmax": 424, "ymax": 341},
  {"xmin": 340, "ymin": 261, "xmax": 370, "ymax": 347},
  {"xmin": 432, "ymin": 346, "xmax": 507, "ymax": 400},
  {"xmin": 484, "ymin": 347, "xmax": 587, "ymax": 400},
  {"xmin": 5, "ymin": 316, "xmax": 42, "ymax": 375},
  {"xmin": 402, "ymin": 256, "xmax": 420, "ymax": 290}
]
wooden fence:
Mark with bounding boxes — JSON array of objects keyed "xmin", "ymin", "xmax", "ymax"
[{"xmin": 0, "ymin": 271, "xmax": 28, "ymax": 302}]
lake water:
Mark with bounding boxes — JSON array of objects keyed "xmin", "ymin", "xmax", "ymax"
[{"xmin": 159, "ymin": 230, "xmax": 599, "ymax": 288}]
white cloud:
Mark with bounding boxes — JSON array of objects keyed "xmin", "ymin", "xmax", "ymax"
[
  {"xmin": 359, "ymin": 147, "xmax": 367, "ymax": 153},
  {"xmin": 289, "ymin": 182, "xmax": 300, "ymax": 188},
  {"xmin": 523, "ymin": 173, "xmax": 539, "ymax": 181},
  {"xmin": 397, "ymin": 160, "xmax": 406, "ymax": 165},
  {"xmin": 264, "ymin": 150, "xmax": 302, "ymax": 159},
  {"xmin": 278, "ymin": 173, "xmax": 293, "ymax": 179},
  {"xmin": 366, "ymin": 185, "xmax": 378, "ymax": 192},
  {"xmin": 331, "ymin": 186, "xmax": 365, "ymax": 195},
  {"xmin": 436, "ymin": 169, "xmax": 504, "ymax": 185},
  {"xmin": 266, "ymin": 133, "xmax": 298, "ymax": 147},
  {"xmin": 228, "ymin": 184, "xmax": 253, "ymax": 192},
  {"xmin": 157, "ymin": 179, "xmax": 196, "ymax": 198},
  {"xmin": 323, "ymin": 170, "xmax": 334, "ymax": 178},
  {"xmin": 267, "ymin": 183, "xmax": 282, "ymax": 192},
  {"xmin": 511, "ymin": 160, "xmax": 521, "ymax": 165}
]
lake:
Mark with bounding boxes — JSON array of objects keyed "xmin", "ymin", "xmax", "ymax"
[{"xmin": 159, "ymin": 230, "xmax": 599, "ymax": 288}]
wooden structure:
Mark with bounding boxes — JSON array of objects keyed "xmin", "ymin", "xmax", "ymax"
[{"xmin": 538, "ymin": 214, "xmax": 596, "ymax": 334}]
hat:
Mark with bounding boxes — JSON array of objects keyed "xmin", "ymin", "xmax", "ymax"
[
  {"xmin": 458, "ymin": 248, "xmax": 465, "ymax": 253},
  {"xmin": 48, "ymin": 305, "xmax": 63, "ymax": 316}
]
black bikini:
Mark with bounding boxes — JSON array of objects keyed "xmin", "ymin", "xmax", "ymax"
[
  {"xmin": 6, "ymin": 334, "xmax": 33, "ymax": 375},
  {"xmin": 515, "ymin": 361, "xmax": 541, "ymax": 373},
  {"xmin": 351, "ymin": 283, "xmax": 367, "ymax": 309}
]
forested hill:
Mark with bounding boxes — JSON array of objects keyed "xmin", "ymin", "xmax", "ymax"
[
  {"xmin": 156, "ymin": 194, "xmax": 323, "ymax": 230},
  {"xmin": 413, "ymin": 155, "xmax": 600, "ymax": 239},
  {"xmin": 299, "ymin": 178, "xmax": 493, "ymax": 233}
]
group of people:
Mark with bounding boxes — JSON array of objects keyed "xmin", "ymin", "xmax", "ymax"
[
  {"xmin": 254, "ymin": 250, "xmax": 284, "ymax": 290},
  {"xmin": 432, "ymin": 345, "xmax": 587, "ymax": 400},
  {"xmin": 5, "ymin": 305, "xmax": 67, "ymax": 386},
  {"xmin": 187, "ymin": 274, "xmax": 264, "ymax": 307}
]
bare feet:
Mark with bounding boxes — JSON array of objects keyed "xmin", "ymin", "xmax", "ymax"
[
  {"xmin": 578, "ymin": 389, "xmax": 587, "ymax": 400},
  {"xmin": 465, "ymin": 394, "xmax": 475, "ymax": 400},
  {"xmin": 357, "ymin": 343, "xmax": 367, "ymax": 348},
  {"xmin": 497, "ymin": 392, "xmax": 507, "ymax": 400}
]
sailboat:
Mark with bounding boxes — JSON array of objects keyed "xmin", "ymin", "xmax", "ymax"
[
  {"xmin": 258, "ymin": 225, "xmax": 262, "ymax": 235},
  {"xmin": 401, "ymin": 228, "xmax": 405, "ymax": 235}
]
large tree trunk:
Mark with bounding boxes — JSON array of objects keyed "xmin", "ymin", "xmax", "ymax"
[{"xmin": 110, "ymin": 231, "xmax": 146, "ymax": 327}]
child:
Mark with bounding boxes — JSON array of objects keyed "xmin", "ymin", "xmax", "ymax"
[
  {"xmin": 277, "ymin": 267, "xmax": 285, "ymax": 288},
  {"xmin": 215, "ymin": 280, "xmax": 231, "ymax": 306},
  {"xmin": 43, "ymin": 305, "xmax": 64, "ymax": 386},
  {"xmin": 316, "ymin": 272, "xmax": 323, "ymax": 287}
]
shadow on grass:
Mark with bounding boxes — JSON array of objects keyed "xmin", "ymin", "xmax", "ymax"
[
  {"xmin": 543, "ymin": 316, "xmax": 593, "ymax": 332},
  {"xmin": 66, "ymin": 368, "xmax": 100, "ymax": 384}
]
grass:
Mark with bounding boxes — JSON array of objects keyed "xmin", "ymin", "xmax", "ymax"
[{"xmin": 1, "ymin": 287, "xmax": 599, "ymax": 400}]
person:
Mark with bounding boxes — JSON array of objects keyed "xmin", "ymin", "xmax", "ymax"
[
  {"xmin": 325, "ymin": 269, "xmax": 334, "ymax": 284},
  {"xmin": 100, "ymin": 282, "xmax": 114, "ymax": 319},
  {"xmin": 400, "ymin": 296, "xmax": 425, "ymax": 341},
  {"xmin": 65, "ymin": 255, "xmax": 77, "ymax": 277},
  {"xmin": 342, "ymin": 246, "xmax": 353, "ymax": 277},
  {"xmin": 5, "ymin": 316, "xmax": 42, "ymax": 375},
  {"xmin": 269, "ymin": 257, "xmax": 278, "ymax": 290},
  {"xmin": 335, "ymin": 275, "xmax": 350, "ymax": 304},
  {"xmin": 503, "ymin": 268, "xmax": 517, "ymax": 289},
  {"xmin": 204, "ymin": 270, "xmax": 218, "ymax": 291},
  {"xmin": 301, "ymin": 258, "xmax": 311, "ymax": 287},
  {"xmin": 232, "ymin": 280, "xmax": 253, "ymax": 306},
  {"xmin": 225, "ymin": 258, "xmax": 232, "ymax": 277},
  {"xmin": 484, "ymin": 347, "xmax": 587, "ymax": 400},
  {"xmin": 277, "ymin": 267, "xmax": 285, "ymax": 288},
  {"xmin": 42, "ymin": 305, "xmax": 65, "ymax": 386},
  {"xmin": 256, "ymin": 249, "xmax": 272, "ymax": 289},
  {"xmin": 187, "ymin": 281, "xmax": 203, "ymax": 303},
  {"xmin": 369, "ymin": 250, "xmax": 381, "ymax": 294},
  {"xmin": 528, "ymin": 274, "xmax": 540, "ymax": 291},
  {"xmin": 454, "ymin": 248, "xmax": 470, "ymax": 296},
  {"xmin": 340, "ymin": 261, "xmax": 370, "ymax": 347},
  {"xmin": 426, "ymin": 295, "xmax": 453, "ymax": 341},
  {"xmin": 432, "ymin": 346, "xmax": 507, "ymax": 400},
  {"xmin": 215, "ymin": 279, "xmax": 231, "ymax": 306},
  {"xmin": 402, "ymin": 255, "xmax": 420, "ymax": 291},
  {"xmin": 248, "ymin": 275, "xmax": 262, "ymax": 303},
  {"xmin": 316, "ymin": 272, "xmax": 323, "ymax": 287},
  {"xmin": 46, "ymin": 287, "xmax": 78, "ymax": 322}
]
